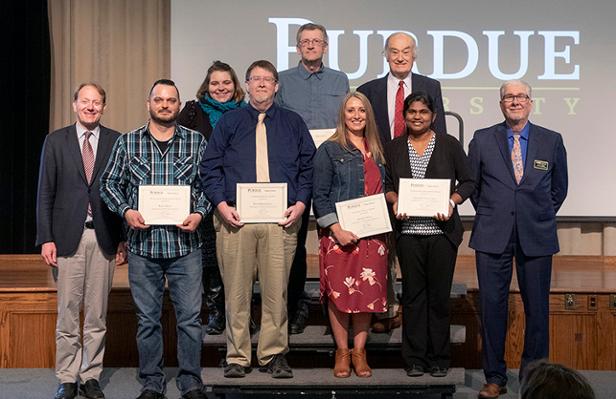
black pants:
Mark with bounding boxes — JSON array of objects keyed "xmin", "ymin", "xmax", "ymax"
[
  {"xmin": 397, "ymin": 234, "xmax": 457, "ymax": 369},
  {"xmin": 287, "ymin": 200, "xmax": 310, "ymax": 316}
]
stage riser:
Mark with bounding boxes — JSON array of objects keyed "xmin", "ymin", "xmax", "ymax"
[{"xmin": 2, "ymin": 290, "xmax": 615, "ymax": 369}]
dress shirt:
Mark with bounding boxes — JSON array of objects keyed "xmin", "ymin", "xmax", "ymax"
[
  {"xmin": 387, "ymin": 73, "xmax": 412, "ymax": 139},
  {"xmin": 200, "ymin": 103, "xmax": 316, "ymax": 208},
  {"xmin": 506, "ymin": 122, "xmax": 530, "ymax": 166},
  {"xmin": 276, "ymin": 63, "xmax": 349, "ymax": 129},
  {"xmin": 100, "ymin": 124, "xmax": 209, "ymax": 259}
]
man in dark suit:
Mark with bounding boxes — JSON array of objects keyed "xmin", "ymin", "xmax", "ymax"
[
  {"xmin": 36, "ymin": 83, "xmax": 125, "ymax": 399},
  {"xmin": 468, "ymin": 80, "xmax": 568, "ymax": 398},
  {"xmin": 357, "ymin": 31, "xmax": 447, "ymax": 332},
  {"xmin": 357, "ymin": 31, "xmax": 447, "ymax": 145}
]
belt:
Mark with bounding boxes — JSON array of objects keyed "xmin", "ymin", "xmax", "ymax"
[{"xmin": 85, "ymin": 220, "xmax": 95, "ymax": 229}]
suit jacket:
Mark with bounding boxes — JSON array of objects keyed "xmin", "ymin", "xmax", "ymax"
[
  {"xmin": 357, "ymin": 73, "xmax": 447, "ymax": 145},
  {"xmin": 468, "ymin": 121, "xmax": 568, "ymax": 257},
  {"xmin": 36, "ymin": 124, "xmax": 124, "ymax": 257},
  {"xmin": 383, "ymin": 133, "xmax": 475, "ymax": 247}
]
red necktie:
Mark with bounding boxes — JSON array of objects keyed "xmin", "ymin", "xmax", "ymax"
[
  {"xmin": 82, "ymin": 131, "xmax": 95, "ymax": 215},
  {"xmin": 394, "ymin": 80, "xmax": 405, "ymax": 138}
]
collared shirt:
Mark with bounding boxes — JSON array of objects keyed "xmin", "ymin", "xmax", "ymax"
[
  {"xmin": 100, "ymin": 123, "xmax": 209, "ymax": 259},
  {"xmin": 75, "ymin": 122, "xmax": 100, "ymax": 156},
  {"xmin": 276, "ymin": 63, "xmax": 349, "ymax": 129},
  {"xmin": 506, "ymin": 122, "xmax": 530, "ymax": 165},
  {"xmin": 387, "ymin": 73, "xmax": 412, "ymax": 139},
  {"xmin": 201, "ymin": 102, "xmax": 316, "ymax": 208}
]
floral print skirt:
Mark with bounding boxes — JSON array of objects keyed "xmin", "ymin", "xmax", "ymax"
[{"xmin": 319, "ymin": 233, "xmax": 388, "ymax": 313}]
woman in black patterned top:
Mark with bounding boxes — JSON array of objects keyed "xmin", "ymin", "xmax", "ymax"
[{"xmin": 383, "ymin": 92, "xmax": 475, "ymax": 378}]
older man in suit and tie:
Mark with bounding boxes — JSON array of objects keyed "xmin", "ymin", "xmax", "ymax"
[
  {"xmin": 36, "ymin": 83, "xmax": 126, "ymax": 399},
  {"xmin": 468, "ymin": 80, "xmax": 568, "ymax": 398},
  {"xmin": 357, "ymin": 31, "xmax": 447, "ymax": 332}
]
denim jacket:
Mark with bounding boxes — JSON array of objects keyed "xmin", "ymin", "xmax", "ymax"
[{"xmin": 312, "ymin": 140, "xmax": 386, "ymax": 228}]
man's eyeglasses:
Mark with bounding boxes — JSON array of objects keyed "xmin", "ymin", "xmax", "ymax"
[
  {"xmin": 248, "ymin": 76, "xmax": 277, "ymax": 84},
  {"xmin": 501, "ymin": 94, "xmax": 531, "ymax": 103},
  {"xmin": 298, "ymin": 38, "xmax": 326, "ymax": 47}
]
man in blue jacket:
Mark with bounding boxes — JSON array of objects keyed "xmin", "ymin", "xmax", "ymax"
[{"xmin": 468, "ymin": 80, "xmax": 568, "ymax": 398}]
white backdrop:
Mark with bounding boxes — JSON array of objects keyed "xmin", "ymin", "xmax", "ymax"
[{"xmin": 171, "ymin": 0, "xmax": 616, "ymax": 217}]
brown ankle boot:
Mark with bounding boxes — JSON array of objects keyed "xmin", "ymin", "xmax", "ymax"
[
  {"xmin": 351, "ymin": 348, "xmax": 372, "ymax": 377},
  {"xmin": 333, "ymin": 348, "xmax": 351, "ymax": 378}
]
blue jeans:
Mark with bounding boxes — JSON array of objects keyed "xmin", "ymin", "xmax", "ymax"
[{"xmin": 128, "ymin": 250, "xmax": 203, "ymax": 395}]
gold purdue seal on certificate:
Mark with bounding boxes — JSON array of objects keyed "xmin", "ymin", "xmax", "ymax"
[
  {"xmin": 236, "ymin": 183, "xmax": 287, "ymax": 223},
  {"xmin": 335, "ymin": 193, "xmax": 392, "ymax": 238},
  {"xmin": 138, "ymin": 185, "xmax": 191, "ymax": 225}
]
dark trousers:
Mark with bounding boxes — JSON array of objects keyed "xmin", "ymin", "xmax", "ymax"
[
  {"xmin": 476, "ymin": 232, "xmax": 552, "ymax": 386},
  {"xmin": 397, "ymin": 234, "xmax": 457, "ymax": 369},
  {"xmin": 201, "ymin": 213, "xmax": 224, "ymax": 313},
  {"xmin": 287, "ymin": 201, "xmax": 310, "ymax": 315}
]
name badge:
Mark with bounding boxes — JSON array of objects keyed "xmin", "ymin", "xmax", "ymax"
[{"xmin": 534, "ymin": 160, "xmax": 549, "ymax": 170}]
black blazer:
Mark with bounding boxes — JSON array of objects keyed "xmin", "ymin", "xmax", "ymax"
[
  {"xmin": 178, "ymin": 100, "xmax": 214, "ymax": 140},
  {"xmin": 36, "ymin": 124, "xmax": 124, "ymax": 257},
  {"xmin": 357, "ymin": 73, "xmax": 447, "ymax": 145},
  {"xmin": 383, "ymin": 133, "xmax": 475, "ymax": 247}
]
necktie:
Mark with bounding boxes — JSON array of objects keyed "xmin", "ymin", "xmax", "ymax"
[
  {"xmin": 82, "ymin": 131, "xmax": 95, "ymax": 215},
  {"xmin": 255, "ymin": 113, "xmax": 270, "ymax": 182},
  {"xmin": 393, "ymin": 80, "xmax": 405, "ymax": 138},
  {"xmin": 511, "ymin": 134, "xmax": 524, "ymax": 184}
]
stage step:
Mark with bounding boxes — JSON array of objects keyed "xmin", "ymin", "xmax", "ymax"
[{"xmin": 202, "ymin": 366, "xmax": 463, "ymax": 399}]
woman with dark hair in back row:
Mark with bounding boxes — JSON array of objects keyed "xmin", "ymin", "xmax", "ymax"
[{"xmin": 178, "ymin": 61, "xmax": 245, "ymax": 335}]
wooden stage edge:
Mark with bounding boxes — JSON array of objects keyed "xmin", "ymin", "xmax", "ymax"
[{"xmin": 2, "ymin": 255, "xmax": 616, "ymax": 370}]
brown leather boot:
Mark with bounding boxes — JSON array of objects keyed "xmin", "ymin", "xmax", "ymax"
[
  {"xmin": 333, "ymin": 348, "xmax": 351, "ymax": 378},
  {"xmin": 351, "ymin": 348, "xmax": 372, "ymax": 377}
]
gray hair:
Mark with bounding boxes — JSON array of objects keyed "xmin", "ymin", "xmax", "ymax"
[
  {"xmin": 500, "ymin": 80, "xmax": 532, "ymax": 99},
  {"xmin": 296, "ymin": 23, "xmax": 328, "ymax": 45},
  {"xmin": 384, "ymin": 32, "xmax": 417, "ymax": 56}
]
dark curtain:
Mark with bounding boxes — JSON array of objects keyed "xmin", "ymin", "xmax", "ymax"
[{"xmin": 0, "ymin": 1, "xmax": 51, "ymax": 253}]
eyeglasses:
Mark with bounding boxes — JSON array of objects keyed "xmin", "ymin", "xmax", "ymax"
[
  {"xmin": 501, "ymin": 94, "xmax": 531, "ymax": 103},
  {"xmin": 248, "ymin": 76, "xmax": 277, "ymax": 84},
  {"xmin": 298, "ymin": 38, "xmax": 326, "ymax": 47},
  {"xmin": 77, "ymin": 99, "xmax": 104, "ymax": 108}
]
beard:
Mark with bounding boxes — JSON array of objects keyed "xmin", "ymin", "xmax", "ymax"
[{"xmin": 149, "ymin": 109, "xmax": 177, "ymax": 125}]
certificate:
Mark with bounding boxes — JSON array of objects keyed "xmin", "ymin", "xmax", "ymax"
[
  {"xmin": 236, "ymin": 183, "xmax": 287, "ymax": 223},
  {"xmin": 138, "ymin": 185, "xmax": 190, "ymax": 225},
  {"xmin": 335, "ymin": 193, "xmax": 392, "ymax": 239},
  {"xmin": 397, "ymin": 178, "xmax": 450, "ymax": 217},
  {"xmin": 309, "ymin": 128, "xmax": 335, "ymax": 149}
]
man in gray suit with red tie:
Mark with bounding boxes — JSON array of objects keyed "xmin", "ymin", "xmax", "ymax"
[
  {"xmin": 468, "ymin": 80, "xmax": 568, "ymax": 398},
  {"xmin": 36, "ymin": 83, "xmax": 125, "ymax": 399}
]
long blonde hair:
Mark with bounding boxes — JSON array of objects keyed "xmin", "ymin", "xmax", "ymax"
[{"xmin": 328, "ymin": 92, "xmax": 385, "ymax": 164}]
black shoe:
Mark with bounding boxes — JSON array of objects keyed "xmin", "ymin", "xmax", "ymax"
[
  {"xmin": 289, "ymin": 299, "xmax": 309, "ymax": 335},
  {"xmin": 181, "ymin": 388, "xmax": 206, "ymax": 399},
  {"xmin": 79, "ymin": 379, "xmax": 104, "ymax": 399},
  {"xmin": 54, "ymin": 383, "xmax": 77, "ymax": 399},
  {"xmin": 260, "ymin": 354, "xmax": 293, "ymax": 378},
  {"xmin": 136, "ymin": 390, "xmax": 166, "ymax": 399},
  {"xmin": 430, "ymin": 367, "xmax": 449, "ymax": 377},
  {"xmin": 223, "ymin": 363, "xmax": 250, "ymax": 378},
  {"xmin": 406, "ymin": 365, "xmax": 425, "ymax": 377},
  {"xmin": 205, "ymin": 312, "xmax": 225, "ymax": 335}
]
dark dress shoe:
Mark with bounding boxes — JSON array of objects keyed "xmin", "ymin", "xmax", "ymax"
[
  {"xmin": 259, "ymin": 354, "xmax": 293, "ymax": 378},
  {"xmin": 430, "ymin": 366, "xmax": 449, "ymax": 377},
  {"xmin": 205, "ymin": 312, "xmax": 225, "ymax": 335},
  {"xmin": 181, "ymin": 388, "xmax": 206, "ymax": 399},
  {"xmin": 80, "ymin": 379, "xmax": 105, "ymax": 399},
  {"xmin": 136, "ymin": 390, "xmax": 166, "ymax": 399},
  {"xmin": 406, "ymin": 365, "xmax": 425, "ymax": 377},
  {"xmin": 54, "ymin": 383, "xmax": 77, "ymax": 399},
  {"xmin": 478, "ymin": 383, "xmax": 507, "ymax": 398},
  {"xmin": 223, "ymin": 363, "xmax": 250, "ymax": 378}
]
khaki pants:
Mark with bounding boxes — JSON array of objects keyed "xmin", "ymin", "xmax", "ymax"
[
  {"xmin": 214, "ymin": 212, "xmax": 299, "ymax": 366},
  {"xmin": 54, "ymin": 229, "xmax": 115, "ymax": 383}
]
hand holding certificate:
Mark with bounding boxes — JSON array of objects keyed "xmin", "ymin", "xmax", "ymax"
[
  {"xmin": 335, "ymin": 193, "xmax": 392, "ymax": 239},
  {"xmin": 397, "ymin": 178, "xmax": 450, "ymax": 218},
  {"xmin": 138, "ymin": 185, "xmax": 191, "ymax": 225},
  {"xmin": 236, "ymin": 183, "xmax": 287, "ymax": 223}
]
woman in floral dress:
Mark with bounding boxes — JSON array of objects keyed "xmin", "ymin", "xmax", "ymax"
[{"xmin": 313, "ymin": 92, "xmax": 388, "ymax": 378}]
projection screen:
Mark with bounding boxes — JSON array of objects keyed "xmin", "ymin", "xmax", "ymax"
[{"xmin": 171, "ymin": 0, "xmax": 616, "ymax": 217}]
